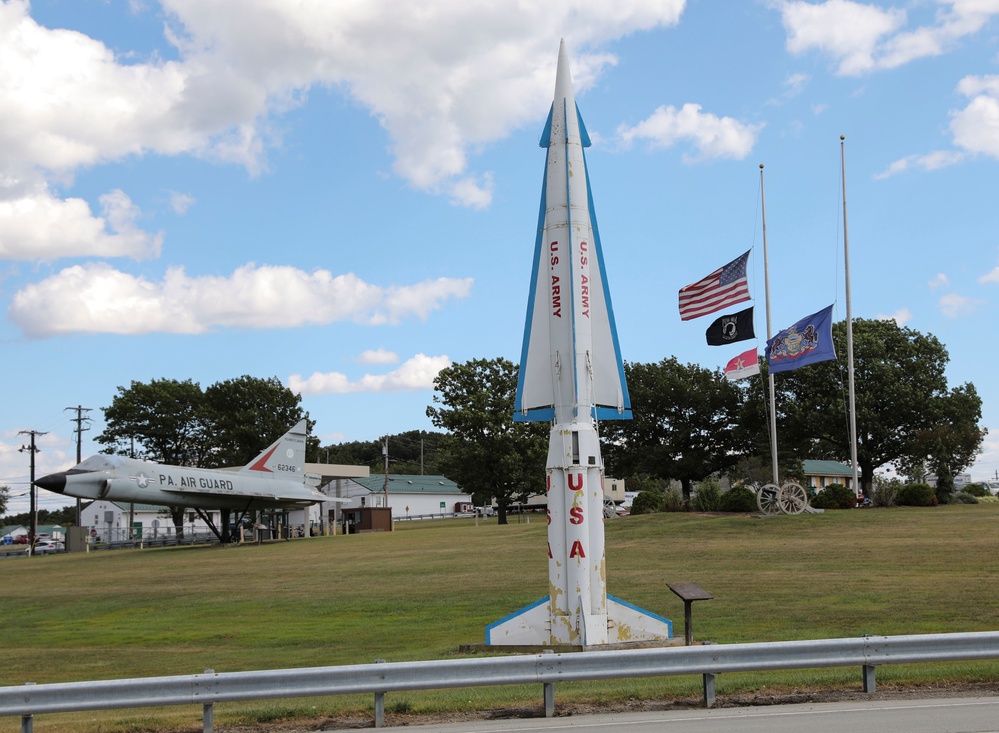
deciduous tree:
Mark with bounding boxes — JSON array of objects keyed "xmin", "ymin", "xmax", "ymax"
[
  {"xmin": 426, "ymin": 358, "xmax": 547, "ymax": 524},
  {"xmin": 602, "ymin": 358, "xmax": 745, "ymax": 504},
  {"xmin": 203, "ymin": 375, "xmax": 312, "ymax": 467},
  {"xmin": 774, "ymin": 318, "xmax": 985, "ymax": 495}
]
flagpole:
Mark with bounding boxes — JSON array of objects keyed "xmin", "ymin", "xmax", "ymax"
[
  {"xmin": 840, "ymin": 136, "xmax": 860, "ymax": 498},
  {"xmin": 760, "ymin": 163, "xmax": 779, "ymax": 485}
]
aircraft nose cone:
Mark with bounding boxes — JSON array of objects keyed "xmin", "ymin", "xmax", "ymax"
[{"xmin": 35, "ymin": 472, "xmax": 67, "ymax": 494}]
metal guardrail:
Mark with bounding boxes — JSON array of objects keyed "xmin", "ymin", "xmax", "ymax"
[{"xmin": 4, "ymin": 631, "xmax": 999, "ymax": 732}]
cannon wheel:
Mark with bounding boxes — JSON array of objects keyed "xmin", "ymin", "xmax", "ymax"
[
  {"xmin": 778, "ymin": 482, "xmax": 809, "ymax": 515},
  {"xmin": 756, "ymin": 483, "xmax": 781, "ymax": 515}
]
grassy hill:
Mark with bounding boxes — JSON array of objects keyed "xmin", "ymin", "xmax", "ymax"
[{"xmin": 3, "ymin": 504, "xmax": 999, "ymax": 731}]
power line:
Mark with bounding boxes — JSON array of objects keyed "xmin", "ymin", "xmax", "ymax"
[
  {"xmin": 64, "ymin": 406, "xmax": 92, "ymax": 525},
  {"xmin": 18, "ymin": 430, "xmax": 47, "ymax": 553}
]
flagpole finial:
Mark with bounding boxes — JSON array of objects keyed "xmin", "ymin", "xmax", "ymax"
[
  {"xmin": 759, "ymin": 163, "xmax": 764, "ymax": 169},
  {"xmin": 840, "ymin": 134, "xmax": 845, "ymax": 141}
]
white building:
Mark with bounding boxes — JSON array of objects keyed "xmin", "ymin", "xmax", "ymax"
[
  {"xmin": 338, "ymin": 475, "xmax": 473, "ymax": 520},
  {"xmin": 83, "ymin": 501, "xmax": 214, "ymax": 542}
]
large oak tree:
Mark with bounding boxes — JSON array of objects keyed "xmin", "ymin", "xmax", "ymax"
[
  {"xmin": 426, "ymin": 357, "xmax": 547, "ymax": 524},
  {"xmin": 771, "ymin": 318, "xmax": 985, "ymax": 494},
  {"xmin": 602, "ymin": 357, "xmax": 745, "ymax": 503}
]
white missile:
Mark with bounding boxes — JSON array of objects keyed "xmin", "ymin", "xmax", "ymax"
[{"xmin": 487, "ymin": 41, "xmax": 672, "ymax": 646}]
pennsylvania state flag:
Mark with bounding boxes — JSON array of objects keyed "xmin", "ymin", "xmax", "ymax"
[
  {"xmin": 766, "ymin": 304, "xmax": 836, "ymax": 374},
  {"xmin": 705, "ymin": 306, "xmax": 755, "ymax": 346}
]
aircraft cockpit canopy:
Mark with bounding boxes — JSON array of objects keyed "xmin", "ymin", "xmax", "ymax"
[{"xmin": 74, "ymin": 455, "xmax": 127, "ymax": 472}]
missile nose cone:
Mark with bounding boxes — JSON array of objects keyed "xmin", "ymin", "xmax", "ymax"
[
  {"xmin": 35, "ymin": 472, "xmax": 67, "ymax": 494},
  {"xmin": 555, "ymin": 39, "xmax": 572, "ymax": 95}
]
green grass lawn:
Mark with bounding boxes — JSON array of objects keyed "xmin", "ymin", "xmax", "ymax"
[{"xmin": 3, "ymin": 504, "xmax": 999, "ymax": 731}]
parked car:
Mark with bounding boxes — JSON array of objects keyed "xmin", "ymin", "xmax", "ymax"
[{"xmin": 33, "ymin": 539, "xmax": 65, "ymax": 554}]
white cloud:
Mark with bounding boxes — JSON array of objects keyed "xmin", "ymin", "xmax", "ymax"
[
  {"xmin": 780, "ymin": 0, "xmax": 999, "ymax": 76},
  {"xmin": 874, "ymin": 150, "xmax": 967, "ymax": 179},
  {"xmin": 938, "ymin": 292, "xmax": 984, "ymax": 317},
  {"xmin": 0, "ymin": 0, "xmax": 688, "ymax": 213},
  {"xmin": 0, "ymin": 2, "xmax": 221, "ymax": 174},
  {"xmin": 929, "ymin": 273, "xmax": 950, "ymax": 289},
  {"xmin": 973, "ymin": 429, "xmax": 999, "ymax": 481},
  {"xmin": 877, "ymin": 72, "xmax": 999, "ymax": 177},
  {"xmin": 617, "ymin": 103, "xmax": 762, "ymax": 161},
  {"xmin": 7, "ymin": 263, "xmax": 473, "ymax": 337},
  {"xmin": 784, "ymin": 72, "xmax": 810, "ymax": 96},
  {"xmin": 781, "ymin": 0, "xmax": 905, "ymax": 75},
  {"xmin": 877, "ymin": 308, "xmax": 913, "ymax": 325},
  {"xmin": 950, "ymin": 76, "xmax": 999, "ymax": 159},
  {"xmin": 0, "ymin": 187, "xmax": 162, "ymax": 261},
  {"xmin": 448, "ymin": 173, "xmax": 494, "ymax": 210},
  {"xmin": 288, "ymin": 353, "xmax": 451, "ymax": 395},
  {"xmin": 169, "ymin": 191, "xmax": 195, "ymax": 214},
  {"xmin": 357, "ymin": 348, "xmax": 399, "ymax": 365},
  {"xmin": 982, "ymin": 253, "xmax": 999, "ymax": 283}
]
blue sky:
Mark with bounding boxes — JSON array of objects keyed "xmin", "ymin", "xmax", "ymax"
[{"xmin": 3, "ymin": 0, "xmax": 998, "ymax": 514}]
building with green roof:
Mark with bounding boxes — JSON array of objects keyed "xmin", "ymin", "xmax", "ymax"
[
  {"xmin": 803, "ymin": 460, "xmax": 856, "ymax": 492},
  {"xmin": 340, "ymin": 474, "xmax": 473, "ymax": 519}
]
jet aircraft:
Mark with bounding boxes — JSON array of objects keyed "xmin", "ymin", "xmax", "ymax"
[{"xmin": 34, "ymin": 420, "xmax": 339, "ymax": 543}]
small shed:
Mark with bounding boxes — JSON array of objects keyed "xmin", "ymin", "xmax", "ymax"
[{"xmin": 341, "ymin": 506, "xmax": 393, "ymax": 533}]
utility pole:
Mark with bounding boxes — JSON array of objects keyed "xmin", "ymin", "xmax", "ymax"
[
  {"xmin": 382, "ymin": 436, "xmax": 389, "ymax": 508},
  {"xmin": 65, "ymin": 406, "xmax": 92, "ymax": 526},
  {"xmin": 19, "ymin": 430, "xmax": 47, "ymax": 555}
]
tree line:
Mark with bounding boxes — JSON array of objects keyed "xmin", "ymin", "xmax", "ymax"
[
  {"xmin": 14, "ymin": 318, "xmax": 985, "ymax": 530},
  {"xmin": 428, "ymin": 318, "xmax": 986, "ymax": 517}
]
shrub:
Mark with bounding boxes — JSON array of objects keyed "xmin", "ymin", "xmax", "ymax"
[
  {"xmin": 629, "ymin": 490, "xmax": 665, "ymax": 515},
  {"xmin": 871, "ymin": 475, "xmax": 900, "ymax": 507},
  {"xmin": 691, "ymin": 480, "xmax": 722, "ymax": 512},
  {"xmin": 662, "ymin": 487, "xmax": 686, "ymax": 512},
  {"xmin": 897, "ymin": 483, "xmax": 936, "ymax": 507},
  {"xmin": 963, "ymin": 483, "xmax": 989, "ymax": 498},
  {"xmin": 811, "ymin": 483, "xmax": 857, "ymax": 509},
  {"xmin": 951, "ymin": 492, "xmax": 979, "ymax": 504},
  {"xmin": 719, "ymin": 485, "xmax": 757, "ymax": 512}
]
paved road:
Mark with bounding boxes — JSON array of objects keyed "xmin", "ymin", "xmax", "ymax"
[{"xmin": 370, "ymin": 697, "xmax": 999, "ymax": 733}]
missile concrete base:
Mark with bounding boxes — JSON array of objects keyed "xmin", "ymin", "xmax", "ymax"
[{"xmin": 485, "ymin": 595, "xmax": 672, "ymax": 647}]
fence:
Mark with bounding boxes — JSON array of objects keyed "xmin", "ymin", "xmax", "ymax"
[{"xmin": 4, "ymin": 630, "xmax": 999, "ymax": 732}]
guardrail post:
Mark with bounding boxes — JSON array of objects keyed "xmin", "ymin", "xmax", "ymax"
[
  {"xmin": 201, "ymin": 668, "xmax": 215, "ymax": 733},
  {"xmin": 702, "ymin": 673, "xmax": 716, "ymax": 708},
  {"xmin": 863, "ymin": 664, "xmax": 876, "ymax": 693},
  {"xmin": 21, "ymin": 682, "xmax": 34, "ymax": 733},
  {"xmin": 374, "ymin": 659, "xmax": 386, "ymax": 728},
  {"xmin": 543, "ymin": 682, "xmax": 554, "ymax": 718},
  {"xmin": 541, "ymin": 648, "xmax": 555, "ymax": 718}
]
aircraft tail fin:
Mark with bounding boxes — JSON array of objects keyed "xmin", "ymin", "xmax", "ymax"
[{"xmin": 239, "ymin": 420, "xmax": 308, "ymax": 479}]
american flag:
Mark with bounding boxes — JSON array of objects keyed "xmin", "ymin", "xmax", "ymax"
[{"xmin": 678, "ymin": 250, "xmax": 751, "ymax": 321}]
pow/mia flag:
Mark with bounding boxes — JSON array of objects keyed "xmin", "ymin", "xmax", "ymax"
[{"xmin": 705, "ymin": 306, "xmax": 755, "ymax": 346}]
